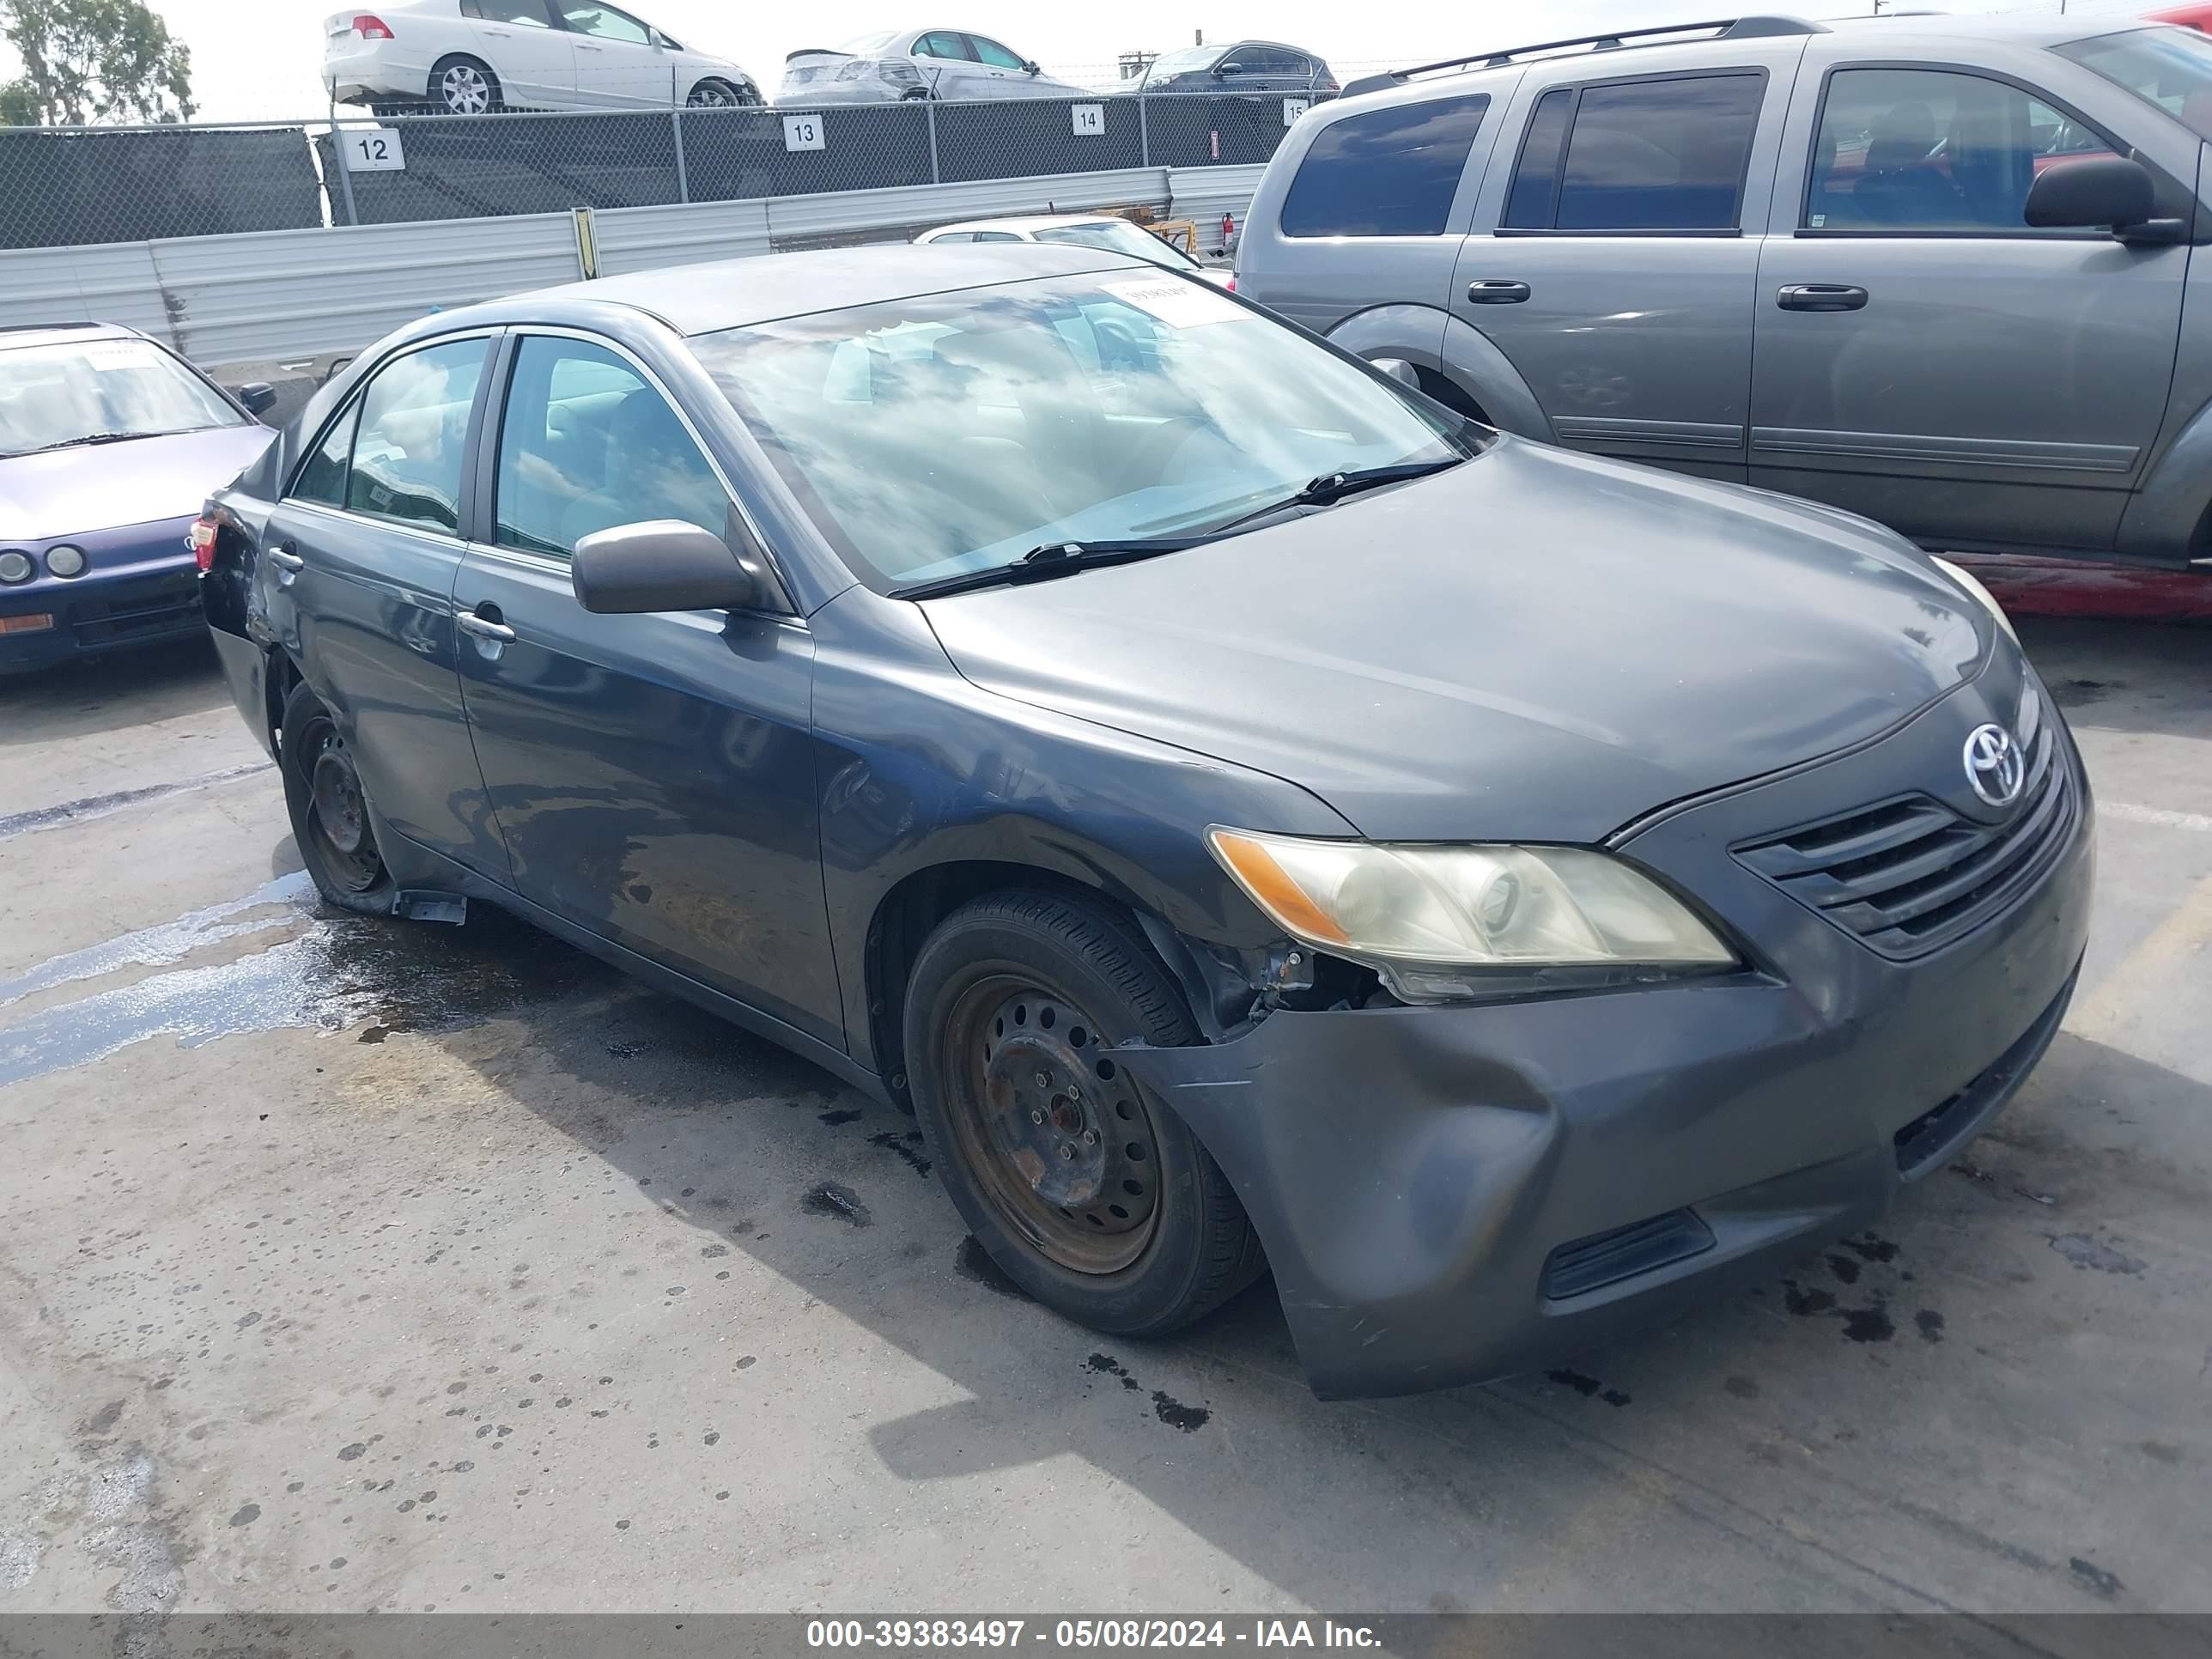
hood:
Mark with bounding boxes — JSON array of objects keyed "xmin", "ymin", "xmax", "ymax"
[
  {"xmin": 1, "ymin": 424, "xmax": 275, "ymax": 542},
  {"xmin": 920, "ymin": 438, "xmax": 1987, "ymax": 843}
]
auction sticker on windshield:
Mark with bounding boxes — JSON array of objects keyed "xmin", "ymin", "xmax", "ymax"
[{"xmin": 1104, "ymin": 277, "xmax": 1242, "ymax": 329}]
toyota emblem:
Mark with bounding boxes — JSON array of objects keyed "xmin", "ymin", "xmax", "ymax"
[{"xmin": 1963, "ymin": 724, "xmax": 2026, "ymax": 808}]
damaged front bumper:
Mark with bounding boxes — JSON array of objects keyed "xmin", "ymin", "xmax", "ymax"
[{"xmin": 1117, "ymin": 694, "xmax": 2095, "ymax": 1401}]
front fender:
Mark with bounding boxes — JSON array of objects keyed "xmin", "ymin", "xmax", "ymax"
[{"xmin": 2117, "ymin": 392, "xmax": 2212, "ymax": 567}]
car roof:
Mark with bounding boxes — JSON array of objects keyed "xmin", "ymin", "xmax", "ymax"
[
  {"xmin": 927, "ymin": 214, "xmax": 1125, "ymax": 236},
  {"xmin": 0, "ymin": 321, "xmax": 141, "ymax": 352},
  {"xmin": 1342, "ymin": 11, "xmax": 2154, "ymax": 105},
  {"xmin": 428, "ymin": 242, "xmax": 1147, "ymax": 339}
]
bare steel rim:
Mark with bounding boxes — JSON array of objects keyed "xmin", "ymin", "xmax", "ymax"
[
  {"xmin": 289, "ymin": 710, "xmax": 384, "ymax": 895},
  {"xmin": 940, "ymin": 974, "xmax": 1163, "ymax": 1275},
  {"xmin": 437, "ymin": 61, "xmax": 495, "ymax": 114},
  {"xmin": 687, "ymin": 80, "xmax": 747, "ymax": 106}
]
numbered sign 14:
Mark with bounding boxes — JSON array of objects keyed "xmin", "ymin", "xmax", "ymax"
[
  {"xmin": 346, "ymin": 127, "xmax": 405, "ymax": 172},
  {"xmin": 782, "ymin": 113, "xmax": 825, "ymax": 153},
  {"xmin": 1071, "ymin": 103, "xmax": 1104, "ymax": 137}
]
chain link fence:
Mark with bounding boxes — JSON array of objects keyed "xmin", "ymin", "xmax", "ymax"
[{"xmin": 1, "ymin": 91, "xmax": 1322, "ymax": 249}]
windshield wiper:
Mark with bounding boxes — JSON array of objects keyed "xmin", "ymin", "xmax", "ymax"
[
  {"xmin": 894, "ymin": 536, "xmax": 1206, "ymax": 599},
  {"xmin": 1203, "ymin": 454, "xmax": 1471, "ymax": 538},
  {"xmin": 10, "ymin": 431, "xmax": 161, "ymax": 457}
]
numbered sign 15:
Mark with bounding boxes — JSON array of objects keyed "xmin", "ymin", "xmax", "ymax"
[
  {"xmin": 782, "ymin": 113, "xmax": 825, "ymax": 153},
  {"xmin": 347, "ymin": 127, "xmax": 405, "ymax": 172},
  {"xmin": 1071, "ymin": 103, "xmax": 1105, "ymax": 137},
  {"xmin": 1281, "ymin": 97, "xmax": 1310, "ymax": 127}
]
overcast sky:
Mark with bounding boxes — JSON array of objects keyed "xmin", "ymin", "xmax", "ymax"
[{"xmin": 2, "ymin": 0, "xmax": 2155, "ymax": 122}]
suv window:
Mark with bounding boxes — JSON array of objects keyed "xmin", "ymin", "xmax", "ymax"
[
  {"xmin": 1808, "ymin": 68, "xmax": 2118, "ymax": 232},
  {"xmin": 1279, "ymin": 94, "xmax": 1492, "ymax": 238},
  {"xmin": 966, "ymin": 35, "xmax": 1024, "ymax": 70},
  {"xmin": 495, "ymin": 337, "xmax": 729, "ymax": 560},
  {"xmin": 1504, "ymin": 72, "xmax": 1765, "ymax": 232},
  {"xmin": 343, "ymin": 339, "xmax": 487, "ymax": 533}
]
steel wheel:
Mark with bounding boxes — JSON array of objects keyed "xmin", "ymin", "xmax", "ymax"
[
  {"xmin": 437, "ymin": 60, "xmax": 495, "ymax": 114},
  {"xmin": 941, "ymin": 975, "xmax": 1162, "ymax": 1275},
  {"xmin": 287, "ymin": 705, "xmax": 384, "ymax": 895}
]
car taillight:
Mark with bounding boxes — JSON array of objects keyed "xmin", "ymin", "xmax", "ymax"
[
  {"xmin": 1225, "ymin": 276, "xmax": 1237, "ymax": 291},
  {"xmin": 190, "ymin": 516, "xmax": 219, "ymax": 572},
  {"xmin": 352, "ymin": 13, "xmax": 393, "ymax": 39}
]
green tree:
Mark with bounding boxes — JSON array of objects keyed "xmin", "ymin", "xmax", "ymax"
[{"xmin": 0, "ymin": 0, "xmax": 193, "ymax": 126}]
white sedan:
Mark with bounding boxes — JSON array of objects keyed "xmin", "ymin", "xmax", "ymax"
[
  {"xmin": 779, "ymin": 29, "xmax": 1089, "ymax": 104},
  {"xmin": 325, "ymin": 0, "xmax": 762, "ymax": 115},
  {"xmin": 915, "ymin": 215, "xmax": 1237, "ymax": 289}
]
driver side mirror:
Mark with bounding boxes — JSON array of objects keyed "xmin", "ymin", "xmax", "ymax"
[
  {"xmin": 232, "ymin": 381, "xmax": 277, "ymax": 416},
  {"xmin": 2024, "ymin": 155, "xmax": 2158, "ymax": 233},
  {"xmin": 1370, "ymin": 357, "xmax": 1422, "ymax": 390},
  {"xmin": 572, "ymin": 520, "xmax": 760, "ymax": 614},
  {"xmin": 1022, "ymin": 59, "xmax": 1040, "ymax": 75},
  {"xmin": 1213, "ymin": 61, "xmax": 1243, "ymax": 77}
]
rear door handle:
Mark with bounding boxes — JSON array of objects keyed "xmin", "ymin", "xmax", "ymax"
[
  {"xmin": 1467, "ymin": 280, "xmax": 1531, "ymax": 305},
  {"xmin": 457, "ymin": 612, "xmax": 516, "ymax": 643},
  {"xmin": 265, "ymin": 545, "xmax": 304, "ymax": 572},
  {"xmin": 1778, "ymin": 283, "xmax": 1869, "ymax": 312}
]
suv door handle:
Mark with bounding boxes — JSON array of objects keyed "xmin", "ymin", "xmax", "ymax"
[
  {"xmin": 1467, "ymin": 280, "xmax": 1531, "ymax": 305},
  {"xmin": 265, "ymin": 544, "xmax": 304, "ymax": 573},
  {"xmin": 457, "ymin": 612, "xmax": 516, "ymax": 644},
  {"xmin": 1778, "ymin": 283, "xmax": 1869, "ymax": 312}
]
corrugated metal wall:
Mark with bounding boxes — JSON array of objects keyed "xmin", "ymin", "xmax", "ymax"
[{"xmin": 0, "ymin": 167, "xmax": 1262, "ymax": 367}]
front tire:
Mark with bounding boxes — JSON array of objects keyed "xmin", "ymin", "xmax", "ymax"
[
  {"xmin": 280, "ymin": 679, "xmax": 396, "ymax": 915},
  {"xmin": 904, "ymin": 890, "xmax": 1264, "ymax": 1335},
  {"xmin": 430, "ymin": 55, "xmax": 501, "ymax": 115},
  {"xmin": 686, "ymin": 78, "xmax": 756, "ymax": 107}
]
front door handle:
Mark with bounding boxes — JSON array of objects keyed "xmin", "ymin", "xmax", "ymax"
[
  {"xmin": 1778, "ymin": 283, "xmax": 1869, "ymax": 312},
  {"xmin": 1467, "ymin": 280, "xmax": 1531, "ymax": 305},
  {"xmin": 265, "ymin": 544, "xmax": 304, "ymax": 572},
  {"xmin": 457, "ymin": 612, "xmax": 516, "ymax": 644}
]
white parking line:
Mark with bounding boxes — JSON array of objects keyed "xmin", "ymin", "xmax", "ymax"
[{"xmin": 2102, "ymin": 801, "xmax": 2212, "ymax": 834}]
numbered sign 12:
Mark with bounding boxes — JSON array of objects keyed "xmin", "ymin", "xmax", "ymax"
[
  {"xmin": 1071, "ymin": 103, "xmax": 1105, "ymax": 137},
  {"xmin": 347, "ymin": 127, "xmax": 405, "ymax": 172},
  {"xmin": 1281, "ymin": 97, "xmax": 1310, "ymax": 127},
  {"xmin": 782, "ymin": 113, "xmax": 825, "ymax": 153}
]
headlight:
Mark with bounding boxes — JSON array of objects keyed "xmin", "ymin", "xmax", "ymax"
[
  {"xmin": 1207, "ymin": 829, "xmax": 1735, "ymax": 1000},
  {"xmin": 45, "ymin": 544, "xmax": 86, "ymax": 578},
  {"xmin": 1932, "ymin": 556, "xmax": 2017, "ymax": 644},
  {"xmin": 0, "ymin": 550, "xmax": 33, "ymax": 584}
]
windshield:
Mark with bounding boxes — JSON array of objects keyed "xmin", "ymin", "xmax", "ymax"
[
  {"xmin": 690, "ymin": 271, "xmax": 1463, "ymax": 593},
  {"xmin": 0, "ymin": 336, "xmax": 243, "ymax": 458},
  {"xmin": 2056, "ymin": 26, "xmax": 2212, "ymax": 140},
  {"xmin": 1141, "ymin": 45, "xmax": 1217, "ymax": 81},
  {"xmin": 1031, "ymin": 219, "xmax": 1201, "ymax": 270}
]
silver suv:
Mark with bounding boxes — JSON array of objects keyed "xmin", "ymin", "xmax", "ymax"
[{"xmin": 1237, "ymin": 13, "xmax": 2212, "ymax": 569}]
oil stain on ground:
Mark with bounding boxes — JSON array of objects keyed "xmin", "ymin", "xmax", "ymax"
[
  {"xmin": 1545, "ymin": 1369, "xmax": 1632, "ymax": 1407},
  {"xmin": 953, "ymin": 1237, "xmax": 1025, "ymax": 1300},
  {"xmin": 867, "ymin": 1130, "xmax": 932, "ymax": 1178},
  {"xmin": 1082, "ymin": 1353, "xmax": 1210, "ymax": 1431},
  {"xmin": 800, "ymin": 1182, "xmax": 872, "ymax": 1227}
]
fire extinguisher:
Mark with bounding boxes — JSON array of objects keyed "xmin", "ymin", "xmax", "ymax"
[{"xmin": 1221, "ymin": 211, "xmax": 1236, "ymax": 254}]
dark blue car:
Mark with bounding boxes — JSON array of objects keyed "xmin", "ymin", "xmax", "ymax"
[
  {"xmin": 0, "ymin": 323, "xmax": 276, "ymax": 675},
  {"xmin": 199, "ymin": 246, "xmax": 2088, "ymax": 1399}
]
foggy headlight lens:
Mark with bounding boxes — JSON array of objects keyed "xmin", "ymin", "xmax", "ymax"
[
  {"xmin": 1208, "ymin": 829, "xmax": 1735, "ymax": 995},
  {"xmin": 45, "ymin": 544, "xmax": 86, "ymax": 578},
  {"xmin": 0, "ymin": 550, "xmax": 33, "ymax": 584},
  {"xmin": 1932, "ymin": 556, "xmax": 2017, "ymax": 644}
]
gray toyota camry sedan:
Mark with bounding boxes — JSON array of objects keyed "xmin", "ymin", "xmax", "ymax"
[{"xmin": 199, "ymin": 243, "xmax": 2091, "ymax": 1400}]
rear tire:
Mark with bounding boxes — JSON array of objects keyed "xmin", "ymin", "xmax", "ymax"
[
  {"xmin": 904, "ymin": 890, "xmax": 1265, "ymax": 1335},
  {"xmin": 430, "ymin": 55, "xmax": 501, "ymax": 115},
  {"xmin": 280, "ymin": 679, "xmax": 397, "ymax": 916}
]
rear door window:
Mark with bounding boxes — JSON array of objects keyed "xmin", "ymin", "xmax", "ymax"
[
  {"xmin": 1278, "ymin": 94, "xmax": 1492, "ymax": 238},
  {"xmin": 965, "ymin": 35, "xmax": 1025, "ymax": 70},
  {"xmin": 343, "ymin": 338, "xmax": 488, "ymax": 534},
  {"xmin": 1503, "ymin": 72, "xmax": 1766, "ymax": 231}
]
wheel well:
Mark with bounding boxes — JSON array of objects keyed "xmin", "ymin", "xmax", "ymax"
[
  {"xmin": 1413, "ymin": 364, "xmax": 1491, "ymax": 425},
  {"xmin": 864, "ymin": 861, "xmax": 1168, "ymax": 1107},
  {"xmin": 266, "ymin": 649, "xmax": 304, "ymax": 753}
]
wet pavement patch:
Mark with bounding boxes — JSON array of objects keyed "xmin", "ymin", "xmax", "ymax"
[
  {"xmin": 800, "ymin": 1182, "xmax": 871, "ymax": 1227},
  {"xmin": 1084, "ymin": 1352, "xmax": 1141, "ymax": 1393},
  {"xmin": 1545, "ymin": 1369, "xmax": 1632, "ymax": 1407},
  {"xmin": 867, "ymin": 1130, "xmax": 932, "ymax": 1178},
  {"xmin": 2069, "ymin": 1557, "xmax": 2124, "ymax": 1598},
  {"xmin": 2048, "ymin": 1233, "xmax": 2147, "ymax": 1275},
  {"xmin": 954, "ymin": 1236, "xmax": 1025, "ymax": 1299},
  {"xmin": 1915, "ymin": 1310, "xmax": 1947, "ymax": 1342},
  {"xmin": 0, "ymin": 880, "xmax": 611, "ymax": 1088}
]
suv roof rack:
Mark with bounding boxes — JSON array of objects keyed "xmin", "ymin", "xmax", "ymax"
[{"xmin": 1340, "ymin": 16, "xmax": 1828, "ymax": 99}]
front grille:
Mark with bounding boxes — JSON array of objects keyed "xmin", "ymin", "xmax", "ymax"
[
  {"xmin": 67, "ymin": 578, "xmax": 200, "ymax": 647},
  {"xmin": 1734, "ymin": 725, "xmax": 2074, "ymax": 960},
  {"xmin": 1893, "ymin": 965, "xmax": 2076, "ymax": 1176}
]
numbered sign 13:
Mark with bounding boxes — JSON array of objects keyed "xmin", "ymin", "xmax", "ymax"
[{"xmin": 782, "ymin": 114, "xmax": 825, "ymax": 152}]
